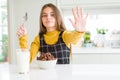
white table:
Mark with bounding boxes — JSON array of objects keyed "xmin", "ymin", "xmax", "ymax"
[{"xmin": 1, "ymin": 62, "xmax": 120, "ymax": 80}]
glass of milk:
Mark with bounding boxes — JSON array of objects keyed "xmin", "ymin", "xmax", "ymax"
[{"xmin": 16, "ymin": 49, "xmax": 30, "ymax": 74}]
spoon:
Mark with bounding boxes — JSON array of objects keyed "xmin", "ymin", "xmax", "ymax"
[{"xmin": 22, "ymin": 12, "xmax": 28, "ymax": 26}]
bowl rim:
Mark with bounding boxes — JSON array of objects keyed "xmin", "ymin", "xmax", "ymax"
[{"xmin": 37, "ymin": 59, "xmax": 57, "ymax": 61}]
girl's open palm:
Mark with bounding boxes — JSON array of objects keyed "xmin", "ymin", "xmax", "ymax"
[{"xmin": 69, "ymin": 6, "xmax": 88, "ymax": 32}]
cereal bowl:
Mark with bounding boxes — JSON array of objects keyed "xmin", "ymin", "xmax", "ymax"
[{"xmin": 37, "ymin": 59, "xmax": 57, "ymax": 69}]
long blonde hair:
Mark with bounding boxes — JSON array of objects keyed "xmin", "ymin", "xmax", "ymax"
[{"xmin": 39, "ymin": 3, "xmax": 66, "ymax": 34}]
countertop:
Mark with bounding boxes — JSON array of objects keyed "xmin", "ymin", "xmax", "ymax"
[{"xmin": 1, "ymin": 62, "xmax": 120, "ymax": 80}]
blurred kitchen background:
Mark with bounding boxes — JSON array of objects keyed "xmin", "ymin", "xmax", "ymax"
[{"xmin": 1, "ymin": 0, "xmax": 120, "ymax": 64}]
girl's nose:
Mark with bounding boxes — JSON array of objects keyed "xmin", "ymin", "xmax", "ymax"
[{"xmin": 47, "ymin": 14, "xmax": 51, "ymax": 19}]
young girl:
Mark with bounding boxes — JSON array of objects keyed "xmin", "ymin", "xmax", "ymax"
[{"xmin": 17, "ymin": 3, "xmax": 88, "ymax": 64}]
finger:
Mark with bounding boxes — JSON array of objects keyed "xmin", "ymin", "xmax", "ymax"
[
  {"xmin": 20, "ymin": 25, "xmax": 24, "ymax": 29},
  {"xmin": 16, "ymin": 32, "xmax": 21, "ymax": 38},
  {"xmin": 20, "ymin": 25, "xmax": 26, "ymax": 32},
  {"xmin": 79, "ymin": 8, "xmax": 83, "ymax": 18},
  {"xmin": 21, "ymin": 27, "xmax": 25, "ymax": 31},
  {"xmin": 19, "ymin": 31, "xmax": 24, "ymax": 37},
  {"xmin": 16, "ymin": 31, "xmax": 19, "ymax": 36},
  {"xmin": 72, "ymin": 8, "xmax": 77, "ymax": 20},
  {"xmin": 23, "ymin": 27, "xmax": 27, "ymax": 34},
  {"xmin": 20, "ymin": 28, "xmax": 25, "ymax": 34},
  {"xmin": 21, "ymin": 29, "xmax": 24, "ymax": 34},
  {"xmin": 19, "ymin": 26, "xmax": 23, "ymax": 31},
  {"xmin": 76, "ymin": 6, "xmax": 80, "ymax": 17}
]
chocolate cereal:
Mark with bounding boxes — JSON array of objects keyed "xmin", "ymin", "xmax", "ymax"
[{"xmin": 37, "ymin": 52, "xmax": 56, "ymax": 61}]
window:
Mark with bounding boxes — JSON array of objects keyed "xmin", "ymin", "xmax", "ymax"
[
  {"xmin": 0, "ymin": 0, "xmax": 8, "ymax": 62},
  {"xmin": 64, "ymin": 14, "xmax": 120, "ymax": 47},
  {"xmin": 64, "ymin": 14, "xmax": 120, "ymax": 39}
]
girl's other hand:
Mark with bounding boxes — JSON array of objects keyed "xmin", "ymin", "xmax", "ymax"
[
  {"xmin": 69, "ymin": 6, "xmax": 88, "ymax": 32},
  {"xmin": 16, "ymin": 24, "xmax": 27, "ymax": 38}
]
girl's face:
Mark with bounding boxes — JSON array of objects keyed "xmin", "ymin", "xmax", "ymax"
[{"xmin": 42, "ymin": 7, "xmax": 56, "ymax": 32}]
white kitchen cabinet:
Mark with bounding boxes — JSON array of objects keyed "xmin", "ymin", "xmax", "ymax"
[
  {"xmin": 58, "ymin": 0, "xmax": 120, "ymax": 9},
  {"xmin": 57, "ymin": 0, "xmax": 120, "ymax": 15},
  {"xmin": 72, "ymin": 53, "xmax": 120, "ymax": 64},
  {"xmin": 71, "ymin": 47, "xmax": 120, "ymax": 64}
]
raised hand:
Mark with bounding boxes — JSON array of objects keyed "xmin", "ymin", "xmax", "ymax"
[
  {"xmin": 16, "ymin": 24, "xmax": 27, "ymax": 38},
  {"xmin": 69, "ymin": 6, "xmax": 88, "ymax": 32}
]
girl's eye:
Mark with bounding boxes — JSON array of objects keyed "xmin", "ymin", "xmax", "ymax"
[
  {"xmin": 51, "ymin": 13, "xmax": 55, "ymax": 17},
  {"xmin": 42, "ymin": 13, "xmax": 55, "ymax": 18},
  {"xmin": 42, "ymin": 14, "xmax": 47, "ymax": 17}
]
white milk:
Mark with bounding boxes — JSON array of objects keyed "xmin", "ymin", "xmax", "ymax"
[{"xmin": 16, "ymin": 49, "xmax": 30, "ymax": 74}]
